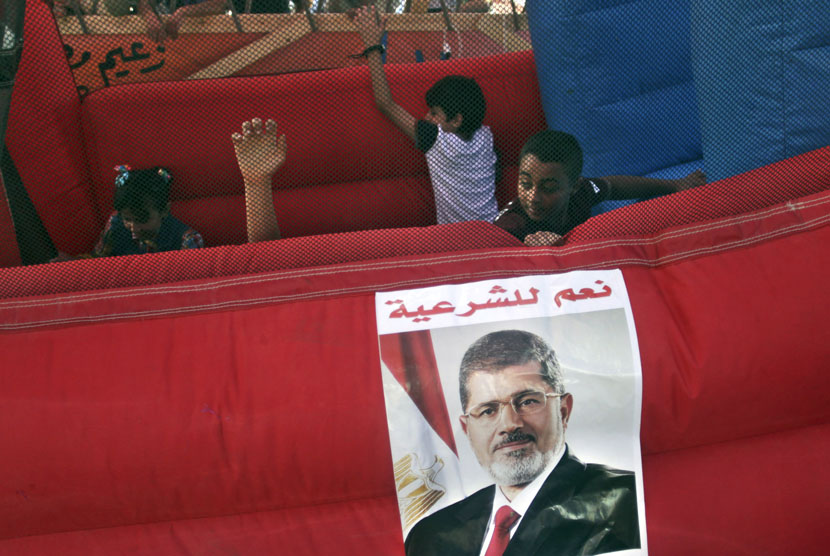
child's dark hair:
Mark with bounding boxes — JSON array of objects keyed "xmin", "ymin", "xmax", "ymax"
[
  {"xmin": 520, "ymin": 130, "xmax": 584, "ymax": 184},
  {"xmin": 113, "ymin": 167, "xmax": 173, "ymax": 222},
  {"xmin": 425, "ymin": 75, "xmax": 486, "ymax": 137}
]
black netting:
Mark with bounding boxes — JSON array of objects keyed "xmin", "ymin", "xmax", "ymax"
[{"xmin": 0, "ymin": 0, "xmax": 827, "ymax": 296}]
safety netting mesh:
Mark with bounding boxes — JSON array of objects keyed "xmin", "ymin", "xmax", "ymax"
[{"xmin": 0, "ymin": 0, "xmax": 827, "ymax": 298}]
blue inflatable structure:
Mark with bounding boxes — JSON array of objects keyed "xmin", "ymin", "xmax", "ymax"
[
  {"xmin": 526, "ymin": 0, "xmax": 829, "ymax": 190},
  {"xmin": 690, "ymin": 0, "xmax": 830, "ymax": 181}
]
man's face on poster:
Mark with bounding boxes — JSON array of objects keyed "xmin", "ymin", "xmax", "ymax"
[{"xmin": 460, "ymin": 361, "xmax": 573, "ymax": 487}]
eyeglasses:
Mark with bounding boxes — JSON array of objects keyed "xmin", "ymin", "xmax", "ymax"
[{"xmin": 463, "ymin": 391, "xmax": 565, "ymax": 423}]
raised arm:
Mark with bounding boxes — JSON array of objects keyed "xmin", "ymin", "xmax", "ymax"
[
  {"xmin": 603, "ymin": 169, "xmax": 707, "ymax": 200},
  {"xmin": 231, "ymin": 118, "xmax": 287, "ymax": 243},
  {"xmin": 354, "ymin": 6, "xmax": 417, "ymax": 142}
]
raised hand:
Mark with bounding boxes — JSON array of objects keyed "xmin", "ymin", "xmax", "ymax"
[
  {"xmin": 354, "ymin": 5, "xmax": 387, "ymax": 49},
  {"xmin": 231, "ymin": 118, "xmax": 287, "ymax": 181}
]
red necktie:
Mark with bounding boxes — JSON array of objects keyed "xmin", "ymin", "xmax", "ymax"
[{"xmin": 484, "ymin": 505, "xmax": 520, "ymax": 556}]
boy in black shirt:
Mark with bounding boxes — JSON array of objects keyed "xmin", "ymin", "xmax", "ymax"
[{"xmin": 495, "ymin": 130, "xmax": 706, "ymax": 245}]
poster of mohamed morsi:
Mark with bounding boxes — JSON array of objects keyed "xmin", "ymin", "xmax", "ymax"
[{"xmin": 375, "ymin": 270, "xmax": 647, "ymax": 556}]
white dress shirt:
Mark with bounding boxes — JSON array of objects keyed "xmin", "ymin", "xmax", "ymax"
[{"xmin": 477, "ymin": 445, "xmax": 566, "ymax": 556}]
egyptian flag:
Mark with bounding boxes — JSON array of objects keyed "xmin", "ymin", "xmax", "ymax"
[{"xmin": 379, "ymin": 330, "xmax": 465, "ymax": 536}]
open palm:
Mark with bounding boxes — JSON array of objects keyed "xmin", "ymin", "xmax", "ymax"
[{"xmin": 232, "ymin": 118, "xmax": 287, "ymax": 180}]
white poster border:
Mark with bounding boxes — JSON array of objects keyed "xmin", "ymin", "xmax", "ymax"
[{"xmin": 376, "ymin": 270, "xmax": 647, "ymax": 555}]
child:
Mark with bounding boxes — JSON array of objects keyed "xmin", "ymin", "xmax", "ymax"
[
  {"xmin": 91, "ymin": 166, "xmax": 203, "ymax": 256},
  {"xmin": 353, "ymin": 6, "xmax": 499, "ymax": 225},
  {"xmin": 231, "ymin": 117, "xmax": 287, "ymax": 243},
  {"xmin": 495, "ymin": 130, "xmax": 707, "ymax": 246}
]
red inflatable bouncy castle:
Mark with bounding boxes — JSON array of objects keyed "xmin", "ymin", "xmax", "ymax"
[{"xmin": 0, "ymin": 1, "xmax": 828, "ymax": 554}]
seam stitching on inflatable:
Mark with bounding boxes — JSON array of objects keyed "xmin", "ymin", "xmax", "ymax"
[
  {"xmin": 567, "ymin": 194, "xmax": 830, "ymax": 251},
  {"xmin": 2, "ymin": 211, "xmax": 828, "ymax": 330},
  {"xmin": 2, "ymin": 193, "xmax": 828, "ymax": 310}
]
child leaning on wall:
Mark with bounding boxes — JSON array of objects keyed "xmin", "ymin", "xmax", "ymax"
[
  {"xmin": 53, "ymin": 166, "xmax": 204, "ymax": 260},
  {"xmin": 495, "ymin": 130, "xmax": 707, "ymax": 246},
  {"xmin": 352, "ymin": 6, "xmax": 500, "ymax": 225}
]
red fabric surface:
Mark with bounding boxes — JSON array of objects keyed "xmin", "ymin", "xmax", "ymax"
[
  {"xmin": 0, "ymin": 220, "xmax": 520, "ymax": 301},
  {"xmin": 0, "ymin": 496, "xmax": 404, "ymax": 555},
  {"xmin": 81, "ymin": 50, "xmax": 542, "ymax": 202},
  {"xmin": 0, "ymin": 188, "xmax": 827, "ymax": 553},
  {"xmin": 0, "ymin": 173, "xmax": 21, "ymax": 267},
  {"xmin": 643, "ymin": 423, "xmax": 830, "ymax": 556},
  {"xmin": 1, "ymin": 5, "xmax": 544, "ymax": 262},
  {"xmin": 1, "ymin": 148, "xmax": 822, "ymax": 302},
  {"xmin": 5, "ymin": 0, "xmax": 99, "ymax": 255},
  {"xmin": 1, "ymin": 294, "xmax": 396, "ymax": 538},
  {"xmin": 79, "ymin": 51, "xmax": 545, "ymax": 246},
  {"xmin": 568, "ymin": 145, "xmax": 830, "ymax": 242},
  {"xmin": 169, "ymin": 174, "xmax": 439, "ymax": 247},
  {"xmin": 1, "ymin": 12, "xmax": 827, "ymax": 551},
  {"xmin": 2, "ymin": 426, "xmax": 825, "ymax": 555}
]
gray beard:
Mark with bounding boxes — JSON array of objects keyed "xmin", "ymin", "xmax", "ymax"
[{"xmin": 486, "ymin": 446, "xmax": 552, "ymax": 487}]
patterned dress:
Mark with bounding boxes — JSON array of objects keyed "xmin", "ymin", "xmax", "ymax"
[{"xmin": 93, "ymin": 211, "xmax": 204, "ymax": 257}]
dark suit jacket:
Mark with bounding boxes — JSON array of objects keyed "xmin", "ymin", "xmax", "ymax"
[{"xmin": 405, "ymin": 447, "xmax": 640, "ymax": 556}]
